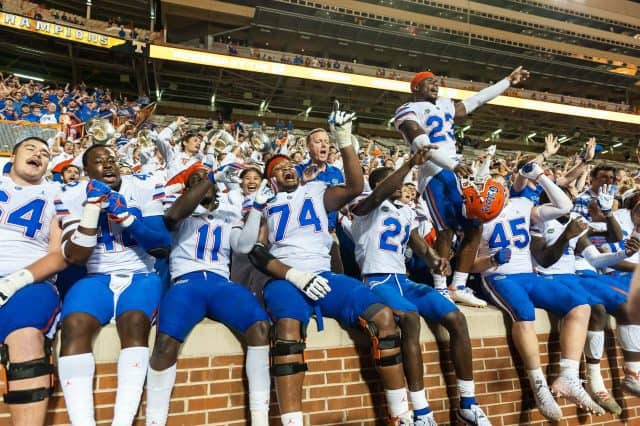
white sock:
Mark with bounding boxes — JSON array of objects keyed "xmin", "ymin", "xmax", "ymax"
[
  {"xmin": 409, "ymin": 389, "xmax": 429, "ymax": 411},
  {"xmin": 585, "ymin": 330, "xmax": 604, "ymax": 360},
  {"xmin": 112, "ymin": 347, "xmax": 149, "ymax": 426},
  {"xmin": 145, "ymin": 364, "xmax": 177, "ymax": 426},
  {"xmin": 457, "ymin": 379, "xmax": 475, "ymax": 398},
  {"xmin": 625, "ymin": 361, "xmax": 640, "ymax": 374},
  {"xmin": 58, "ymin": 353, "xmax": 96, "ymax": 426},
  {"xmin": 281, "ymin": 411, "xmax": 303, "ymax": 426},
  {"xmin": 527, "ymin": 368, "xmax": 547, "ymax": 388},
  {"xmin": 247, "ymin": 346, "xmax": 270, "ymax": 426},
  {"xmin": 559, "ymin": 358, "xmax": 580, "ymax": 380},
  {"xmin": 586, "ymin": 363, "xmax": 606, "ymax": 393},
  {"xmin": 385, "ymin": 388, "xmax": 410, "ymax": 417},
  {"xmin": 433, "ymin": 274, "xmax": 447, "ymax": 290},
  {"xmin": 452, "ymin": 272, "xmax": 469, "ymax": 290}
]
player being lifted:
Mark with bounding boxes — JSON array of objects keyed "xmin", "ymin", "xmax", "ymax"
[
  {"xmin": 233, "ymin": 106, "xmax": 410, "ymax": 426},
  {"xmin": 348, "ymin": 154, "xmax": 491, "ymax": 426},
  {"xmin": 57, "ymin": 145, "xmax": 172, "ymax": 426},
  {"xmin": 0, "ymin": 136, "xmax": 69, "ymax": 426},
  {"xmin": 395, "ymin": 66, "xmax": 529, "ymax": 307},
  {"xmin": 145, "ymin": 165, "xmax": 271, "ymax": 426},
  {"xmin": 473, "ymin": 162, "xmax": 603, "ymax": 420}
]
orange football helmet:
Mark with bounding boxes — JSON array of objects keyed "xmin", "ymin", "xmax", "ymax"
[{"xmin": 459, "ymin": 177, "xmax": 506, "ymax": 223}]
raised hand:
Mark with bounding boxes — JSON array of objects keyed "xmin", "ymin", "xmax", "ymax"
[
  {"xmin": 253, "ymin": 180, "xmax": 276, "ymax": 210},
  {"xmin": 544, "ymin": 133, "xmax": 560, "ymax": 157},
  {"xmin": 409, "ymin": 146, "xmax": 437, "ymax": 167},
  {"xmin": 508, "ymin": 66, "xmax": 530, "ymax": 85},
  {"xmin": 565, "ymin": 217, "xmax": 588, "ymax": 239},
  {"xmin": 519, "ymin": 161, "xmax": 545, "ymax": 181},
  {"xmin": 597, "ymin": 184, "xmax": 616, "ymax": 214},
  {"xmin": 328, "ymin": 108, "xmax": 357, "ymax": 149}
]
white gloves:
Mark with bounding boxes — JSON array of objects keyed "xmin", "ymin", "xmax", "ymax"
[
  {"xmin": 519, "ymin": 161, "xmax": 545, "ymax": 181},
  {"xmin": 285, "ymin": 268, "xmax": 331, "ymax": 301},
  {"xmin": 329, "ymin": 110, "xmax": 357, "ymax": 149},
  {"xmin": 253, "ymin": 180, "xmax": 276, "ymax": 210},
  {"xmin": 597, "ymin": 184, "xmax": 615, "ymax": 214},
  {"xmin": 210, "ymin": 162, "xmax": 244, "ymax": 185},
  {"xmin": 0, "ymin": 269, "xmax": 34, "ymax": 306}
]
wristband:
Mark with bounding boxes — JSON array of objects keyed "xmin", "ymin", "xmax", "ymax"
[
  {"xmin": 71, "ymin": 230, "xmax": 98, "ymax": 248},
  {"xmin": 4, "ymin": 269, "xmax": 34, "ymax": 293},
  {"xmin": 120, "ymin": 215, "xmax": 135, "ymax": 228},
  {"xmin": 79, "ymin": 203, "xmax": 102, "ymax": 229}
]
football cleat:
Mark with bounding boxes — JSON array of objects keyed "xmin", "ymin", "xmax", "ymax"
[
  {"xmin": 389, "ymin": 412, "xmax": 414, "ymax": 425},
  {"xmin": 531, "ymin": 380, "xmax": 562, "ymax": 421},
  {"xmin": 622, "ymin": 368, "xmax": 640, "ymax": 397},
  {"xmin": 587, "ymin": 388, "xmax": 621, "ymax": 416},
  {"xmin": 450, "ymin": 287, "xmax": 487, "ymax": 308},
  {"xmin": 551, "ymin": 375, "xmax": 605, "ymax": 415},
  {"xmin": 435, "ymin": 287, "xmax": 452, "ymax": 301},
  {"xmin": 456, "ymin": 404, "xmax": 491, "ymax": 426},
  {"xmin": 414, "ymin": 411, "xmax": 437, "ymax": 426}
]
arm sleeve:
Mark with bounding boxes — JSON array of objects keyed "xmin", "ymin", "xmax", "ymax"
[
  {"xmin": 532, "ymin": 175, "xmax": 572, "ymax": 224},
  {"xmin": 461, "ymin": 79, "xmax": 510, "ymax": 114},
  {"xmin": 125, "ymin": 215, "xmax": 172, "ymax": 257},
  {"xmin": 230, "ymin": 209, "xmax": 262, "ymax": 254},
  {"xmin": 580, "ymin": 245, "xmax": 627, "ymax": 269}
]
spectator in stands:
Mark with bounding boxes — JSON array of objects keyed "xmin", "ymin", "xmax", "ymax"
[
  {"xmin": 0, "ymin": 104, "xmax": 17, "ymax": 120},
  {"xmin": 40, "ymin": 102, "xmax": 59, "ymax": 124},
  {"xmin": 22, "ymin": 103, "xmax": 42, "ymax": 122},
  {"xmin": 572, "ymin": 165, "xmax": 615, "ymax": 221},
  {"xmin": 118, "ymin": 26, "xmax": 126, "ymax": 38},
  {"xmin": 17, "ymin": 103, "xmax": 30, "ymax": 120}
]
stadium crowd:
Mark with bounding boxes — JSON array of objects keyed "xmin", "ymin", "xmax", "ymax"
[{"xmin": 2, "ymin": 66, "xmax": 640, "ymax": 426}]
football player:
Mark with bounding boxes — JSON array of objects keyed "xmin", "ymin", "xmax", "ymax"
[
  {"xmin": 0, "ymin": 137, "xmax": 68, "ymax": 426},
  {"xmin": 233, "ymin": 110, "xmax": 409, "ymax": 425},
  {"xmin": 473, "ymin": 162, "xmax": 603, "ymax": 420},
  {"xmin": 394, "ymin": 67, "xmax": 528, "ymax": 307},
  {"xmin": 145, "ymin": 166, "xmax": 271, "ymax": 426},
  {"xmin": 349, "ymin": 153, "xmax": 492, "ymax": 426},
  {"xmin": 57, "ymin": 145, "xmax": 171, "ymax": 425}
]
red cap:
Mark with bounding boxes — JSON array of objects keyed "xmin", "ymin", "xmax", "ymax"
[{"xmin": 410, "ymin": 71, "xmax": 435, "ymax": 92}]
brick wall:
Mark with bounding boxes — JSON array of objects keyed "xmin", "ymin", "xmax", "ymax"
[{"xmin": 1, "ymin": 307, "xmax": 639, "ymax": 425}]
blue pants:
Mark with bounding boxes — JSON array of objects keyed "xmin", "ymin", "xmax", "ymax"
[
  {"xmin": 422, "ymin": 170, "xmax": 478, "ymax": 231},
  {"xmin": 263, "ymin": 272, "xmax": 383, "ymax": 328},
  {"xmin": 602, "ymin": 270, "xmax": 632, "ymax": 294},
  {"xmin": 481, "ymin": 272, "xmax": 589, "ymax": 322},
  {"xmin": 0, "ymin": 282, "xmax": 60, "ymax": 342},
  {"xmin": 364, "ymin": 273, "xmax": 457, "ymax": 323},
  {"xmin": 553, "ymin": 273, "xmax": 626, "ymax": 314},
  {"xmin": 61, "ymin": 272, "xmax": 163, "ymax": 325},
  {"xmin": 158, "ymin": 271, "xmax": 269, "ymax": 342}
]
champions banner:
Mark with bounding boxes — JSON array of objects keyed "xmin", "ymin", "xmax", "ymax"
[{"xmin": 0, "ymin": 12, "xmax": 127, "ymax": 49}]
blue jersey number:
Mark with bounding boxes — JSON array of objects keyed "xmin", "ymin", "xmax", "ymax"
[
  {"xmin": 488, "ymin": 217, "xmax": 530, "ymax": 250},
  {"xmin": 379, "ymin": 217, "xmax": 411, "ymax": 253},
  {"xmin": 426, "ymin": 113, "xmax": 455, "ymax": 143},
  {"xmin": 268, "ymin": 198, "xmax": 322, "ymax": 242},
  {"xmin": 0, "ymin": 190, "xmax": 46, "ymax": 238},
  {"xmin": 97, "ymin": 207, "xmax": 142, "ymax": 252},
  {"xmin": 195, "ymin": 224, "xmax": 222, "ymax": 261}
]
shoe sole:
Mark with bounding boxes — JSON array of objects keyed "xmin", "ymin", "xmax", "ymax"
[{"xmin": 551, "ymin": 386, "xmax": 604, "ymax": 415}]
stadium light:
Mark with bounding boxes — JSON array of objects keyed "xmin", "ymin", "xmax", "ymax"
[
  {"xmin": 148, "ymin": 45, "xmax": 640, "ymax": 126},
  {"xmin": 527, "ymin": 132, "xmax": 537, "ymax": 138},
  {"xmin": 13, "ymin": 73, "xmax": 44, "ymax": 82},
  {"xmin": 484, "ymin": 137, "xmax": 491, "ymax": 142},
  {"xmin": 461, "ymin": 125, "xmax": 471, "ymax": 132},
  {"xmin": 210, "ymin": 94, "xmax": 216, "ymax": 105},
  {"xmin": 558, "ymin": 136, "xmax": 570, "ymax": 143},
  {"xmin": 613, "ymin": 142, "xmax": 623, "ymax": 148},
  {"xmin": 601, "ymin": 150, "xmax": 609, "ymax": 154},
  {"xmin": 492, "ymin": 129, "xmax": 502, "ymax": 135}
]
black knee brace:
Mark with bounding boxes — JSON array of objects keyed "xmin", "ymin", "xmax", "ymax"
[
  {"xmin": 359, "ymin": 303, "xmax": 403, "ymax": 367},
  {"xmin": 0, "ymin": 338, "xmax": 54, "ymax": 404},
  {"xmin": 270, "ymin": 325, "xmax": 308, "ymax": 376}
]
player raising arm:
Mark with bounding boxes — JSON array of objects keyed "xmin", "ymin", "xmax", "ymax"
[{"xmin": 395, "ymin": 66, "xmax": 528, "ymax": 307}]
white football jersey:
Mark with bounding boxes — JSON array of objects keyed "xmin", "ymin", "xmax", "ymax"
[
  {"xmin": 59, "ymin": 175, "xmax": 165, "ymax": 274},
  {"xmin": 0, "ymin": 176, "xmax": 65, "ymax": 276},
  {"xmin": 169, "ymin": 202, "xmax": 241, "ymax": 280},
  {"xmin": 393, "ymin": 98, "xmax": 457, "ymax": 192},
  {"xmin": 263, "ymin": 181, "xmax": 332, "ymax": 274},
  {"xmin": 351, "ymin": 198, "xmax": 417, "ymax": 275},
  {"xmin": 478, "ymin": 197, "xmax": 535, "ymax": 276},
  {"xmin": 533, "ymin": 213, "xmax": 587, "ymax": 275}
]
